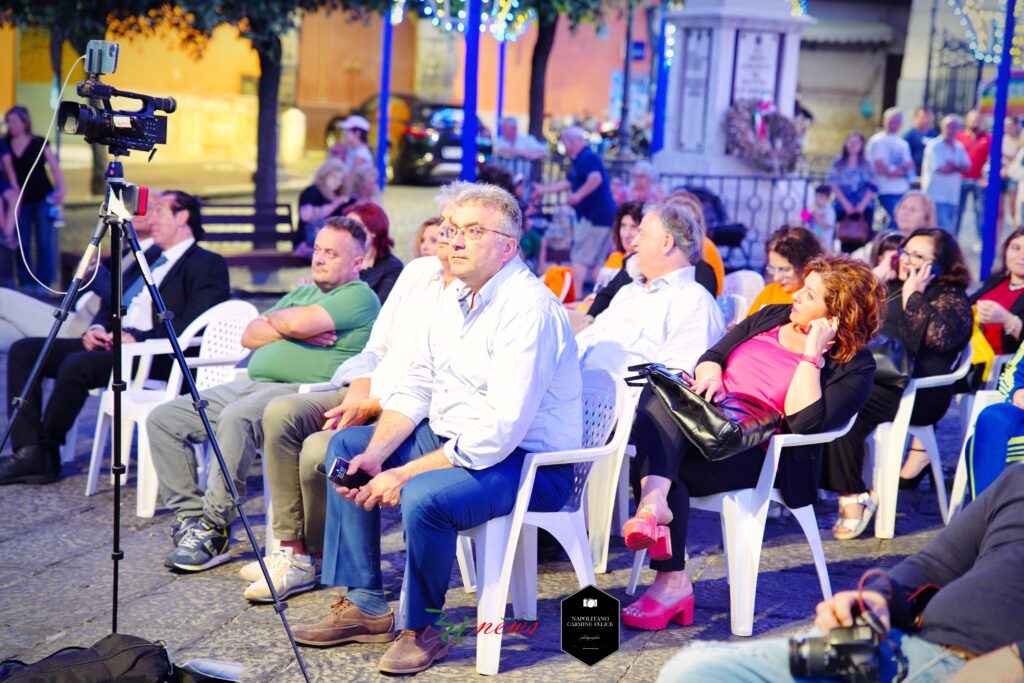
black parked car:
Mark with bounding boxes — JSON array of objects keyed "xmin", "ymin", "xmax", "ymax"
[{"xmin": 325, "ymin": 94, "xmax": 493, "ymax": 184}]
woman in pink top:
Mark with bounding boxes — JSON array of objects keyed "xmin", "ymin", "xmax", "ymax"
[{"xmin": 620, "ymin": 256, "xmax": 884, "ymax": 631}]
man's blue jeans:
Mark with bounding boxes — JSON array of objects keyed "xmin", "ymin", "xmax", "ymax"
[
  {"xmin": 956, "ymin": 180, "xmax": 984, "ymax": 240},
  {"xmin": 16, "ymin": 200, "xmax": 56, "ymax": 287},
  {"xmin": 878, "ymin": 193, "xmax": 904, "ymax": 229},
  {"xmin": 320, "ymin": 420, "xmax": 573, "ymax": 630},
  {"xmin": 656, "ymin": 629, "xmax": 965, "ymax": 683},
  {"xmin": 935, "ymin": 203, "xmax": 958, "ymax": 234}
]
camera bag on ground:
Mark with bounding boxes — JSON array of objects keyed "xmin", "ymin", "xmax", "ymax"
[
  {"xmin": 0, "ymin": 633, "xmax": 173, "ymax": 682},
  {"xmin": 0, "ymin": 633, "xmax": 241, "ymax": 683}
]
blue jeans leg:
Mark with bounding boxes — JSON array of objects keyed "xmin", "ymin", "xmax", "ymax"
[
  {"xmin": 878, "ymin": 194, "xmax": 902, "ymax": 228},
  {"xmin": 969, "ymin": 402, "xmax": 1024, "ymax": 497},
  {"xmin": 320, "ymin": 420, "xmax": 445, "ymax": 594},
  {"xmin": 401, "ymin": 457, "xmax": 572, "ymax": 630},
  {"xmin": 934, "ymin": 203, "xmax": 958, "ymax": 234},
  {"xmin": 16, "ymin": 201, "xmax": 55, "ymax": 287},
  {"xmin": 655, "ymin": 629, "xmax": 963, "ymax": 683}
]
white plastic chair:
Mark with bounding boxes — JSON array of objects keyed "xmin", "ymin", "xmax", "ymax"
[
  {"xmin": 722, "ymin": 270, "xmax": 765, "ymax": 308},
  {"xmin": 85, "ymin": 300, "xmax": 259, "ymax": 517},
  {"xmin": 985, "ymin": 353, "xmax": 1014, "ymax": 391},
  {"xmin": 947, "ymin": 389, "xmax": 1003, "ymax": 523},
  {"xmin": 401, "ymin": 370, "xmax": 630, "ymax": 675},
  {"xmin": 626, "ymin": 415, "xmax": 857, "ymax": 637},
  {"xmin": 868, "ymin": 344, "xmax": 972, "ymax": 539},
  {"xmin": 717, "ymin": 293, "xmax": 749, "ymax": 327}
]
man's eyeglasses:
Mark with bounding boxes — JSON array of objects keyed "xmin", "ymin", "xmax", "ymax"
[
  {"xmin": 898, "ymin": 248, "xmax": 932, "ymax": 267},
  {"xmin": 441, "ymin": 222, "xmax": 516, "ymax": 242}
]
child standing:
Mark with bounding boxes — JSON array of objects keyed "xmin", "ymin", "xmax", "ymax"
[{"xmin": 802, "ymin": 184, "xmax": 837, "ymax": 251}]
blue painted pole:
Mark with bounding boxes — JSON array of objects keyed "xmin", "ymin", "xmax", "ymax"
[
  {"xmin": 461, "ymin": 0, "xmax": 482, "ymax": 181},
  {"xmin": 651, "ymin": 6, "xmax": 669, "ymax": 155},
  {"xmin": 496, "ymin": 40, "xmax": 506, "ymax": 139},
  {"xmin": 982, "ymin": 0, "xmax": 1016, "ymax": 278},
  {"xmin": 377, "ymin": 15, "xmax": 394, "ymax": 191}
]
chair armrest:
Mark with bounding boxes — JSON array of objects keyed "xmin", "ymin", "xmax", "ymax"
[
  {"xmin": 123, "ymin": 336, "xmax": 203, "ymax": 359},
  {"xmin": 523, "ymin": 444, "xmax": 618, "ymax": 470},
  {"xmin": 185, "ymin": 355, "xmax": 249, "ymax": 369},
  {"xmin": 772, "ymin": 414, "xmax": 857, "ymax": 448},
  {"xmin": 299, "ymin": 382, "xmax": 334, "ymax": 394}
]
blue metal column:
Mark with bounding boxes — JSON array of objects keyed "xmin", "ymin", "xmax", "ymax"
[
  {"xmin": 651, "ymin": 5, "xmax": 669, "ymax": 155},
  {"xmin": 982, "ymin": 0, "xmax": 1017, "ymax": 278},
  {"xmin": 377, "ymin": 15, "xmax": 394, "ymax": 191},
  {"xmin": 496, "ymin": 40, "xmax": 507, "ymax": 139},
  {"xmin": 460, "ymin": 0, "xmax": 482, "ymax": 181}
]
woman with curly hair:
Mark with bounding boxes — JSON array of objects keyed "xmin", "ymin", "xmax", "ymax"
[
  {"xmin": 621, "ymin": 255, "xmax": 884, "ymax": 630},
  {"xmin": 821, "ymin": 228, "xmax": 972, "ymax": 539},
  {"xmin": 747, "ymin": 226, "xmax": 825, "ymax": 316},
  {"xmin": 343, "ymin": 202, "xmax": 403, "ymax": 304}
]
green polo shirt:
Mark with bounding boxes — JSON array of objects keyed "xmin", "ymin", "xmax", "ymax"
[{"xmin": 247, "ymin": 280, "xmax": 380, "ymax": 383}]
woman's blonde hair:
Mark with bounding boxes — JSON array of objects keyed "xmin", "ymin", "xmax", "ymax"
[{"xmin": 313, "ymin": 158, "xmax": 347, "ymax": 197}]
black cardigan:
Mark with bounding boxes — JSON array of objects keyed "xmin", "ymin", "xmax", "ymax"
[
  {"xmin": 696, "ymin": 304, "xmax": 876, "ymax": 508},
  {"xmin": 970, "ymin": 274, "xmax": 1024, "ymax": 355}
]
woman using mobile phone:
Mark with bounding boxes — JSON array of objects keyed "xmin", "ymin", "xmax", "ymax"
[{"xmin": 821, "ymin": 228, "xmax": 972, "ymax": 539}]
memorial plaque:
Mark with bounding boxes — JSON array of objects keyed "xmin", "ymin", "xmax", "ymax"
[
  {"xmin": 731, "ymin": 30, "xmax": 781, "ymax": 103},
  {"xmin": 678, "ymin": 27, "xmax": 712, "ymax": 153}
]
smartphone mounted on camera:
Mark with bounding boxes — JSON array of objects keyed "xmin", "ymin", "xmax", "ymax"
[{"xmin": 317, "ymin": 457, "xmax": 373, "ymax": 489}]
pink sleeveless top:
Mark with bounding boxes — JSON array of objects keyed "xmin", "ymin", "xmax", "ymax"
[{"xmin": 721, "ymin": 325, "xmax": 803, "ymax": 412}]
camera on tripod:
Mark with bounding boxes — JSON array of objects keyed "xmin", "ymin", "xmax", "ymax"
[
  {"xmin": 789, "ymin": 608, "xmax": 881, "ymax": 682},
  {"xmin": 57, "ymin": 40, "xmax": 176, "ymax": 155}
]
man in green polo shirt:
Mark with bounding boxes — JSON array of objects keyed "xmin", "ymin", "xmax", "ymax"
[{"xmin": 149, "ymin": 216, "xmax": 380, "ymax": 572}]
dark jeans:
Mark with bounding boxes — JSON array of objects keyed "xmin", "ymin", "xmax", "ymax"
[
  {"xmin": 7, "ymin": 337, "xmax": 111, "ymax": 452},
  {"xmin": 629, "ymin": 386, "xmax": 764, "ymax": 573},
  {"xmin": 820, "ymin": 381, "xmax": 953, "ymax": 494},
  {"xmin": 16, "ymin": 200, "xmax": 56, "ymax": 287}
]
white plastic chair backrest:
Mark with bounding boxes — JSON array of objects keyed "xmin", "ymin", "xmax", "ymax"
[
  {"xmin": 755, "ymin": 414, "xmax": 859, "ymax": 494},
  {"xmin": 722, "ymin": 270, "xmax": 765, "ymax": 305},
  {"xmin": 563, "ymin": 370, "xmax": 625, "ymax": 513},
  {"xmin": 165, "ymin": 300, "xmax": 260, "ymax": 395},
  {"xmin": 908, "ymin": 342, "xmax": 973, "ymax": 392},
  {"xmin": 717, "ymin": 293, "xmax": 748, "ymax": 326}
]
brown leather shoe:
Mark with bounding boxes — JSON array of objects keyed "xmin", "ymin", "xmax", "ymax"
[
  {"xmin": 292, "ymin": 597, "xmax": 396, "ymax": 647},
  {"xmin": 378, "ymin": 626, "xmax": 449, "ymax": 674}
]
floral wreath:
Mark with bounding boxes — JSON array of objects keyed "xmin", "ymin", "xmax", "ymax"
[{"xmin": 724, "ymin": 98, "xmax": 803, "ymax": 174}]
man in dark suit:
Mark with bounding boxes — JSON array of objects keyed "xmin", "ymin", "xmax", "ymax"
[{"xmin": 0, "ymin": 190, "xmax": 230, "ymax": 484}]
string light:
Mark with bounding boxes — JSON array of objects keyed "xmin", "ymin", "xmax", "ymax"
[
  {"xmin": 393, "ymin": 0, "xmax": 534, "ymax": 41},
  {"xmin": 949, "ymin": 0, "xmax": 1024, "ymax": 65}
]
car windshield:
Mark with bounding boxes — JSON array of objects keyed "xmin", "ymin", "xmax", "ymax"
[{"xmin": 427, "ymin": 107, "xmax": 464, "ymax": 130}]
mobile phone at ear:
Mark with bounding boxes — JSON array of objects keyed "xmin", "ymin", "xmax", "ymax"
[
  {"xmin": 316, "ymin": 458, "xmax": 373, "ymax": 489},
  {"xmin": 928, "ymin": 262, "xmax": 944, "ymax": 279}
]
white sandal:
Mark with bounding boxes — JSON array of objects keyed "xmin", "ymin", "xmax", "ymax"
[{"xmin": 832, "ymin": 491, "xmax": 878, "ymax": 541}]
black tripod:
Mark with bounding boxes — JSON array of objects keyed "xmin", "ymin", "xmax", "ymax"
[{"xmin": 1, "ymin": 158, "xmax": 311, "ymax": 682}]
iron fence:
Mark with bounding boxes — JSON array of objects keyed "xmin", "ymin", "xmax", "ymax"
[{"xmin": 493, "ymin": 155, "xmax": 827, "ymax": 271}]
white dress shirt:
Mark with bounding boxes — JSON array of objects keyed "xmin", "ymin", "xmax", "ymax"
[
  {"xmin": 384, "ymin": 257, "xmax": 583, "ymax": 470},
  {"xmin": 576, "ymin": 266, "xmax": 725, "ymax": 377},
  {"xmin": 330, "ymin": 256, "xmax": 455, "ymax": 400},
  {"xmin": 123, "ymin": 237, "xmax": 194, "ymax": 331}
]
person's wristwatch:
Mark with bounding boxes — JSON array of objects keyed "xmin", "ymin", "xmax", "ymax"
[{"xmin": 800, "ymin": 353, "xmax": 825, "ymax": 369}]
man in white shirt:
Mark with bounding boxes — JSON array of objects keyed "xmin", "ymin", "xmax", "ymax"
[
  {"xmin": 923, "ymin": 115, "xmax": 972, "ymax": 233},
  {"xmin": 245, "ymin": 186, "xmax": 464, "ymax": 602},
  {"xmin": 293, "ymin": 184, "xmax": 582, "ymax": 675},
  {"xmin": 494, "ymin": 116, "xmax": 548, "ymax": 160},
  {"xmin": 576, "ymin": 202, "xmax": 724, "ymax": 377},
  {"xmin": 868, "ymin": 108, "xmax": 915, "ymax": 226}
]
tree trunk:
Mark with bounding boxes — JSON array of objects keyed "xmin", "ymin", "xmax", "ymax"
[
  {"xmin": 255, "ymin": 38, "xmax": 282, "ymax": 234},
  {"xmin": 63, "ymin": 33, "xmax": 107, "ymax": 195},
  {"xmin": 528, "ymin": 13, "xmax": 559, "ymax": 140}
]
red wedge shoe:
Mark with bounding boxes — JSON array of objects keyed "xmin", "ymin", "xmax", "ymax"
[
  {"xmin": 623, "ymin": 512, "xmax": 672, "ymax": 560},
  {"xmin": 622, "ymin": 593, "xmax": 695, "ymax": 630}
]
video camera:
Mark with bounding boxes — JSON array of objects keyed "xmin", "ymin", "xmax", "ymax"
[
  {"xmin": 788, "ymin": 607, "xmax": 883, "ymax": 683},
  {"xmin": 57, "ymin": 40, "xmax": 176, "ymax": 156}
]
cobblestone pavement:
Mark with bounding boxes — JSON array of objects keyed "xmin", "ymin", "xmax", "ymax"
[{"xmin": 0, "ymin": 351, "xmax": 968, "ymax": 681}]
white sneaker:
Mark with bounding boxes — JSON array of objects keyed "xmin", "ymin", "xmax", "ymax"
[{"xmin": 243, "ymin": 548, "xmax": 318, "ymax": 602}]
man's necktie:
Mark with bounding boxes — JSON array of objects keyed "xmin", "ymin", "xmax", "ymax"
[{"xmin": 122, "ymin": 254, "xmax": 167, "ymax": 304}]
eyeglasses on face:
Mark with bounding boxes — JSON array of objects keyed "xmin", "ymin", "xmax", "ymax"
[
  {"xmin": 765, "ymin": 265, "xmax": 795, "ymax": 276},
  {"xmin": 440, "ymin": 221, "xmax": 516, "ymax": 242},
  {"xmin": 898, "ymin": 248, "xmax": 932, "ymax": 266}
]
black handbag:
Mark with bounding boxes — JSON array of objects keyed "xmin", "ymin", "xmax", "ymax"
[
  {"xmin": 626, "ymin": 363, "xmax": 782, "ymax": 462},
  {"xmin": 867, "ymin": 333, "xmax": 913, "ymax": 390}
]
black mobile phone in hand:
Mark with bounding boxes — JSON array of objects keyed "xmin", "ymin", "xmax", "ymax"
[{"xmin": 316, "ymin": 458, "xmax": 373, "ymax": 489}]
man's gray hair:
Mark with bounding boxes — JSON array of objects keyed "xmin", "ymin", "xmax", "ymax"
[
  {"xmin": 560, "ymin": 126, "xmax": 587, "ymax": 144},
  {"xmin": 435, "ymin": 181, "xmax": 475, "ymax": 210},
  {"xmin": 450, "ymin": 182, "xmax": 523, "ymax": 239},
  {"xmin": 648, "ymin": 203, "xmax": 704, "ymax": 264},
  {"xmin": 882, "ymin": 107, "xmax": 903, "ymax": 127},
  {"xmin": 941, "ymin": 114, "xmax": 963, "ymax": 135}
]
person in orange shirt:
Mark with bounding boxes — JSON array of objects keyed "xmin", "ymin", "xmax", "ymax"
[{"xmin": 746, "ymin": 226, "xmax": 825, "ymax": 317}]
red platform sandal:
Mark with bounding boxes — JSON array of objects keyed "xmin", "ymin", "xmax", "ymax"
[
  {"xmin": 623, "ymin": 511, "xmax": 672, "ymax": 560},
  {"xmin": 622, "ymin": 593, "xmax": 695, "ymax": 630}
]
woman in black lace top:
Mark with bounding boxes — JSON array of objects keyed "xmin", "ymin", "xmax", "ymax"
[{"xmin": 821, "ymin": 228, "xmax": 972, "ymax": 540}]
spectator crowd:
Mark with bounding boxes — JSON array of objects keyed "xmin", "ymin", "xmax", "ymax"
[{"xmin": 1, "ymin": 104, "xmax": 1023, "ymax": 683}]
